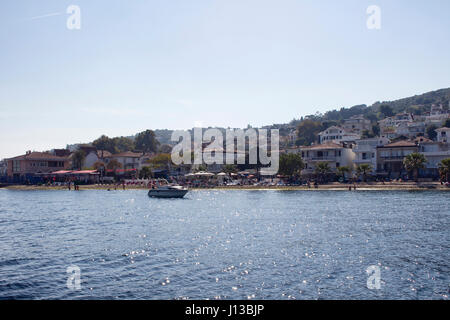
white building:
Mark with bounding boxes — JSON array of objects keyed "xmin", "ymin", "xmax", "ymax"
[
  {"xmin": 353, "ymin": 137, "xmax": 390, "ymax": 173},
  {"xmin": 424, "ymin": 105, "xmax": 450, "ymax": 126},
  {"xmin": 299, "ymin": 142, "xmax": 355, "ymax": 175},
  {"xmin": 418, "ymin": 138, "xmax": 450, "ymax": 178},
  {"xmin": 106, "ymin": 152, "xmax": 152, "ymax": 170},
  {"xmin": 318, "ymin": 126, "xmax": 361, "ymax": 144},
  {"xmin": 84, "ymin": 150, "xmax": 112, "ymax": 168},
  {"xmin": 343, "ymin": 115, "xmax": 371, "ymax": 134},
  {"xmin": 436, "ymin": 127, "xmax": 450, "ymax": 143},
  {"xmin": 394, "ymin": 121, "xmax": 426, "ymax": 138},
  {"xmin": 379, "ymin": 113, "xmax": 415, "ymax": 138}
]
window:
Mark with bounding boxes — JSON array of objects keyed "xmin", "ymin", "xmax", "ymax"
[
  {"xmin": 362, "ymin": 153, "xmax": 367, "ymax": 160},
  {"xmin": 336, "ymin": 162, "xmax": 340, "ymax": 168},
  {"xmin": 13, "ymin": 160, "xmax": 20, "ymax": 172}
]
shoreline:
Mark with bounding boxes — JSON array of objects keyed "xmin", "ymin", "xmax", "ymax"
[{"xmin": 2, "ymin": 182, "xmax": 449, "ymax": 191}]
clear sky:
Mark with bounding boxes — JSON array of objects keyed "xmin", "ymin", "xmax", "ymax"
[{"xmin": 1, "ymin": 0, "xmax": 450, "ymax": 159}]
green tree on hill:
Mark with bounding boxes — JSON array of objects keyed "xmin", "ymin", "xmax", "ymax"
[
  {"xmin": 296, "ymin": 120, "xmax": 322, "ymax": 146},
  {"xmin": 135, "ymin": 130, "xmax": 159, "ymax": 155},
  {"xmin": 426, "ymin": 125, "xmax": 438, "ymax": 140},
  {"xmin": 279, "ymin": 153, "xmax": 305, "ymax": 177},
  {"xmin": 147, "ymin": 153, "xmax": 172, "ymax": 170},
  {"xmin": 92, "ymin": 135, "xmax": 117, "ymax": 155},
  {"xmin": 113, "ymin": 136, "xmax": 135, "ymax": 153},
  {"xmin": 379, "ymin": 105, "xmax": 394, "ymax": 117}
]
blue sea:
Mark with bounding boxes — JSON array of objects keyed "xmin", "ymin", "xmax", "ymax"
[{"xmin": 0, "ymin": 189, "xmax": 448, "ymax": 299}]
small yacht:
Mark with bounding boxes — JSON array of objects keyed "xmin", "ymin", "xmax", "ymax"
[{"xmin": 148, "ymin": 179, "xmax": 188, "ymax": 198}]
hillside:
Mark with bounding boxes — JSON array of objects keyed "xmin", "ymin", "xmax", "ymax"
[{"xmin": 81, "ymin": 87, "xmax": 450, "ymax": 148}]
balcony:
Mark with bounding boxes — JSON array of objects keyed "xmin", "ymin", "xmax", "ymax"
[
  {"xmin": 380, "ymin": 156, "xmax": 406, "ymax": 160},
  {"xmin": 353, "ymin": 159, "xmax": 372, "ymax": 164},
  {"xmin": 308, "ymin": 157, "xmax": 337, "ymax": 161}
]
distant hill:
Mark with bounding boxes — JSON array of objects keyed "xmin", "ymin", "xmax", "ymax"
[
  {"xmin": 83, "ymin": 87, "xmax": 450, "ymax": 147},
  {"xmin": 371, "ymin": 88, "xmax": 450, "ymax": 115},
  {"xmin": 316, "ymin": 88, "xmax": 450, "ymax": 122}
]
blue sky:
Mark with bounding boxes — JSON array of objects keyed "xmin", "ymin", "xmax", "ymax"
[{"xmin": 1, "ymin": 0, "xmax": 450, "ymax": 158}]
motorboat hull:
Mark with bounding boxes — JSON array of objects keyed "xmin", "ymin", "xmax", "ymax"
[{"xmin": 148, "ymin": 189, "xmax": 188, "ymax": 198}]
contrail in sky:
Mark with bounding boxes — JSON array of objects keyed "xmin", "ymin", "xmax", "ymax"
[{"xmin": 22, "ymin": 12, "xmax": 63, "ymax": 22}]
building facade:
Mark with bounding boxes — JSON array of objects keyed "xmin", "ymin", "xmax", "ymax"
[
  {"xmin": 318, "ymin": 126, "xmax": 360, "ymax": 144},
  {"xmin": 299, "ymin": 142, "xmax": 355, "ymax": 176},
  {"xmin": 5, "ymin": 151, "xmax": 70, "ymax": 182},
  {"xmin": 353, "ymin": 137, "xmax": 390, "ymax": 173},
  {"xmin": 376, "ymin": 141, "xmax": 418, "ymax": 178},
  {"xmin": 436, "ymin": 127, "xmax": 450, "ymax": 143},
  {"xmin": 343, "ymin": 115, "xmax": 371, "ymax": 134},
  {"xmin": 84, "ymin": 150, "xmax": 112, "ymax": 168},
  {"xmin": 417, "ymin": 139, "xmax": 450, "ymax": 178}
]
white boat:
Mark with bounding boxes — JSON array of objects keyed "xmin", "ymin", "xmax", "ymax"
[
  {"xmin": 147, "ymin": 179, "xmax": 189, "ymax": 198},
  {"xmin": 148, "ymin": 185, "xmax": 188, "ymax": 198}
]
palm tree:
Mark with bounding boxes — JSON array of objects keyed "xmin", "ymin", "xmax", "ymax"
[
  {"xmin": 403, "ymin": 152, "xmax": 427, "ymax": 182},
  {"xmin": 336, "ymin": 166, "xmax": 351, "ymax": 181},
  {"xmin": 71, "ymin": 150, "xmax": 86, "ymax": 170},
  {"xmin": 356, "ymin": 164, "xmax": 372, "ymax": 182},
  {"xmin": 314, "ymin": 162, "xmax": 331, "ymax": 183},
  {"xmin": 438, "ymin": 158, "xmax": 450, "ymax": 182}
]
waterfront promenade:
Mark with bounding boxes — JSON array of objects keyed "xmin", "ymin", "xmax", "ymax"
[{"xmin": 2, "ymin": 181, "xmax": 449, "ymax": 191}]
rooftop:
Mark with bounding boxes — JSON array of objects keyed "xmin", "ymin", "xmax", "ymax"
[
  {"xmin": 6, "ymin": 151, "xmax": 69, "ymax": 161},
  {"xmin": 109, "ymin": 151, "xmax": 143, "ymax": 158},
  {"xmin": 301, "ymin": 142, "xmax": 343, "ymax": 150},
  {"xmin": 381, "ymin": 140, "xmax": 417, "ymax": 148}
]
